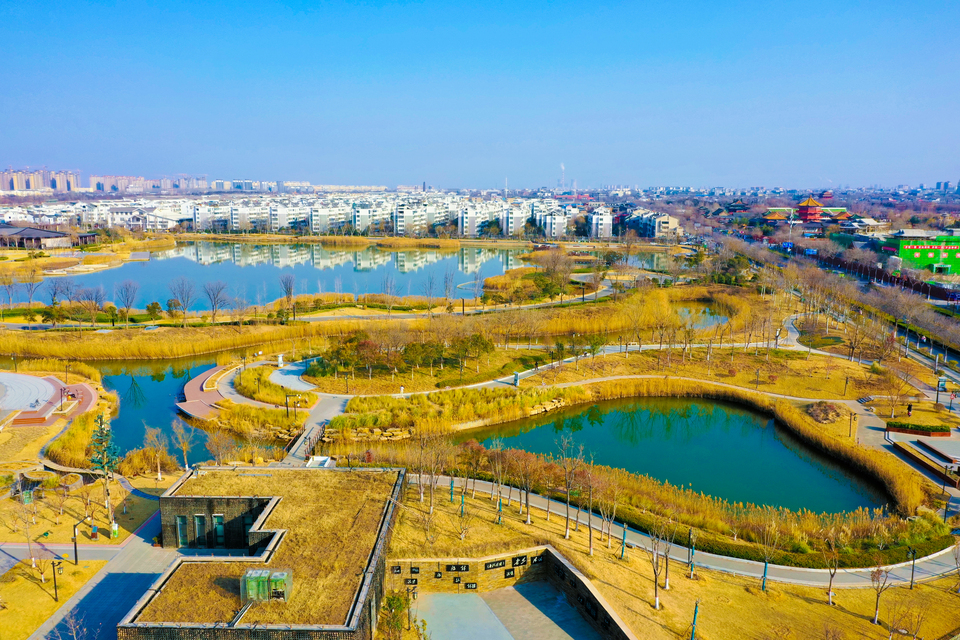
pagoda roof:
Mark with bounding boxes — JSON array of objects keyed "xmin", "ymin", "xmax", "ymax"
[{"xmin": 797, "ymin": 197, "xmax": 823, "ymax": 207}]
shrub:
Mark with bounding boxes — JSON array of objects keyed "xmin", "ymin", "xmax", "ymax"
[{"xmin": 885, "ymin": 422, "xmax": 951, "ymax": 434}]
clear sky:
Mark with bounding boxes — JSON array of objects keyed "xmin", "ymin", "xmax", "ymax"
[{"xmin": 1, "ymin": 0, "xmax": 958, "ymax": 189}]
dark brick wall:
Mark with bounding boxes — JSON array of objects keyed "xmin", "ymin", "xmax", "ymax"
[
  {"xmin": 544, "ymin": 550, "xmax": 636, "ymax": 640},
  {"xmin": 159, "ymin": 495, "xmax": 271, "ymax": 551}
]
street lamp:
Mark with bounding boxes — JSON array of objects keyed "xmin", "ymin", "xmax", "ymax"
[
  {"xmin": 908, "ymin": 547, "xmax": 917, "ymax": 589},
  {"xmin": 848, "ymin": 413, "xmax": 857, "ymax": 438},
  {"xmin": 52, "ymin": 560, "xmax": 63, "ymax": 601},
  {"xmin": 72, "ymin": 515, "xmax": 91, "ymax": 565},
  {"xmin": 285, "ymin": 394, "xmax": 301, "ymax": 418}
]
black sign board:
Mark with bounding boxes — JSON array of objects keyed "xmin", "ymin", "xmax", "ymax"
[
  {"xmin": 405, "ymin": 578, "xmax": 418, "ymax": 586},
  {"xmin": 511, "ymin": 556, "xmax": 527, "ymax": 567},
  {"xmin": 465, "ymin": 582, "xmax": 477, "ymax": 590},
  {"xmin": 410, "ymin": 567, "xmax": 420, "ymax": 574},
  {"xmin": 484, "ymin": 559, "xmax": 505, "ymax": 570},
  {"xmin": 453, "ymin": 576, "xmax": 461, "ymax": 584},
  {"xmin": 445, "ymin": 564, "xmax": 469, "ymax": 572},
  {"xmin": 530, "ymin": 555, "xmax": 544, "ymax": 565},
  {"xmin": 434, "ymin": 572, "xmax": 442, "ymax": 579},
  {"xmin": 504, "ymin": 568, "xmax": 515, "ymax": 579},
  {"xmin": 391, "ymin": 566, "xmax": 401, "ymax": 574}
]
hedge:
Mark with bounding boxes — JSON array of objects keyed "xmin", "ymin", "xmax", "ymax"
[{"xmin": 886, "ymin": 422, "xmax": 951, "ymax": 433}]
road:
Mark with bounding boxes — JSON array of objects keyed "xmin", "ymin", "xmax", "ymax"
[{"xmin": 415, "ymin": 475, "xmax": 959, "ymax": 589}]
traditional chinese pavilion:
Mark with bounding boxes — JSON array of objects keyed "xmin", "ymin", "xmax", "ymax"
[{"xmin": 796, "ymin": 197, "xmax": 824, "ymax": 222}]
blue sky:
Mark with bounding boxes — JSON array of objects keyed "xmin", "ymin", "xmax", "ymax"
[{"xmin": 1, "ymin": 0, "xmax": 958, "ymax": 189}]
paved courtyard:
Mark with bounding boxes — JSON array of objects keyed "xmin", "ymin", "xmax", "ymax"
[
  {"xmin": 0, "ymin": 372, "xmax": 55, "ymax": 410},
  {"xmin": 415, "ymin": 582, "xmax": 601, "ymax": 640}
]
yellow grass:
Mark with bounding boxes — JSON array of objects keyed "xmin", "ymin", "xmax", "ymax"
[
  {"xmin": 0, "ymin": 323, "xmax": 397, "ymax": 360},
  {"xmin": 136, "ymin": 468, "xmax": 399, "ymax": 625},
  {"xmin": 306, "ymin": 348, "xmax": 544, "ymax": 394},
  {"xmin": 0, "ymin": 560, "xmax": 108, "ymax": 640},
  {"xmin": 0, "ymin": 425, "xmax": 57, "ymax": 462},
  {"xmin": 0, "ymin": 478, "xmax": 158, "ymax": 545},
  {"xmin": 869, "ymin": 399, "xmax": 960, "ymax": 426},
  {"xmin": 521, "ymin": 348, "xmax": 897, "ymax": 400},
  {"xmin": 233, "ymin": 365, "xmax": 317, "ymax": 406},
  {"xmin": 390, "ymin": 486, "xmax": 960, "ymax": 640}
]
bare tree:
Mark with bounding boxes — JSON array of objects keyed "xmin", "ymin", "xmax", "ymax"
[
  {"xmin": 50, "ymin": 611, "xmax": 102, "ymax": 640},
  {"xmin": 49, "ymin": 485, "xmax": 70, "ymax": 525},
  {"xmin": 279, "ymin": 273, "xmax": 296, "ymax": 319},
  {"xmin": 77, "ymin": 286, "xmax": 106, "ymax": 326},
  {"xmin": 114, "ymin": 280, "xmax": 139, "ymax": 327},
  {"xmin": 202, "ymin": 281, "xmax": 229, "ymax": 324},
  {"xmin": 143, "ymin": 427, "xmax": 167, "ymax": 481},
  {"xmin": 381, "ymin": 274, "xmax": 397, "ymax": 313},
  {"xmin": 756, "ymin": 507, "xmax": 783, "ymax": 592},
  {"xmin": 646, "ymin": 516, "xmax": 668, "ymax": 610},
  {"xmin": 0, "ymin": 273, "xmax": 18, "ymax": 321},
  {"xmin": 421, "ymin": 272, "xmax": 437, "ymax": 317},
  {"xmin": 443, "ymin": 268, "xmax": 456, "ymax": 310},
  {"xmin": 206, "ymin": 431, "xmax": 235, "ymax": 465},
  {"xmin": 512, "ymin": 450, "xmax": 543, "ymax": 525},
  {"xmin": 22, "ymin": 267, "xmax": 43, "ymax": 309},
  {"xmin": 871, "ymin": 562, "xmax": 894, "ymax": 625},
  {"xmin": 823, "ymin": 528, "xmax": 844, "ymax": 606},
  {"xmin": 172, "ymin": 421, "xmax": 194, "ymax": 469},
  {"xmin": 882, "ymin": 364, "xmax": 916, "ymax": 419},
  {"xmin": 556, "ymin": 435, "xmax": 583, "ymax": 540},
  {"xmin": 168, "ymin": 276, "xmax": 197, "ymax": 327}
]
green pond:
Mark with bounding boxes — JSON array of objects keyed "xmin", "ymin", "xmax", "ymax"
[{"xmin": 470, "ymin": 397, "xmax": 887, "ymax": 513}]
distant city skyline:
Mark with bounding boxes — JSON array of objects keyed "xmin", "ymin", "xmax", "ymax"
[{"xmin": 1, "ymin": 1, "xmax": 958, "ymax": 189}]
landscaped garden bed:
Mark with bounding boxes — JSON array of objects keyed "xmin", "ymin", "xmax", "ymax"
[{"xmin": 885, "ymin": 421, "xmax": 952, "ymax": 437}]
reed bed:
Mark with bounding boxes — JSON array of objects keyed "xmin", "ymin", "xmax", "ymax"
[{"xmin": 233, "ymin": 365, "xmax": 317, "ymax": 407}]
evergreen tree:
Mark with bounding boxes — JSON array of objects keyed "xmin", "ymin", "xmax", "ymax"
[{"xmin": 90, "ymin": 414, "xmax": 120, "ymax": 525}]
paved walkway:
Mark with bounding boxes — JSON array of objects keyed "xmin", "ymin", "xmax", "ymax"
[
  {"xmin": 175, "ymin": 364, "xmax": 225, "ymax": 420},
  {"xmin": 416, "ymin": 475, "xmax": 958, "ymax": 589},
  {"xmin": 417, "ymin": 582, "xmax": 600, "ymax": 640},
  {"xmin": 268, "ymin": 358, "xmax": 319, "ymax": 392},
  {"xmin": 27, "ymin": 512, "xmax": 177, "ymax": 640}
]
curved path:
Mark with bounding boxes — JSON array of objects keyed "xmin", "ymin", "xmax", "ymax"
[{"xmin": 415, "ymin": 475, "xmax": 958, "ymax": 589}]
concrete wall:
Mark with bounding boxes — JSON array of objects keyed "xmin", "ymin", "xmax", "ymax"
[
  {"xmin": 390, "ymin": 545, "xmax": 638, "ymax": 640},
  {"xmin": 387, "ymin": 546, "xmax": 548, "ymax": 595}
]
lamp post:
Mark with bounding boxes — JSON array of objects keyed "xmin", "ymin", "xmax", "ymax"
[
  {"xmin": 52, "ymin": 560, "xmax": 63, "ymax": 601},
  {"xmin": 755, "ymin": 368, "xmax": 760, "ymax": 390},
  {"xmin": 285, "ymin": 394, "xmax": 301, "ymax": 418},
  {"xmin": 848, "ymin": 413, "xmax": 857, "ymax": 438},
  {"xmin": 908, "ymin": 548, "xmax": 917, "ymax": 589},
  {"xmin": 72, "ymin": 515, "xmax": 91, "ymax": 565},
  {"xmin": 843, "ymin": 376, "xmax": 849, "ymax": 397},
  {"xmin": 60, "ymin": 387, "xmax": 65, "ymax": 411}
]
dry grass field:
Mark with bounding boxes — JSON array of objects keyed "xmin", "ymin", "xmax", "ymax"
[
  {"xmin": 390, "ymin": 485, "xmax": 960, "ymax": 640},
  {"xmin": 136, "ymin": 468, "xmax": 399, "ymax": 625},
  {"xmin": 0, "ymin": 560, "xmax": 108, "ymax": 640},
  {"xmin": 0, "ymin": 478, "xmax": 160, "ymax": 545},
  {"xmin": 521, "ymin": 348, "xmax": 923, "ymax": 402}
]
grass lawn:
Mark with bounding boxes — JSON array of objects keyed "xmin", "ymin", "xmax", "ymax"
[
  {"xmin": 0, "ymin": 560, "xmax": 108, "ymax": 640},
  {"xmin": 869, "ymin": 399, "xmax": 960, "ymax": 426},
  {"xmin": 520, "ymin": 348, "xmax": 885, "ymax": 400},
  {"xmin": 0, "ymin": 479, "xmax": 159, "ymax": 545},
  {"xmin": 306, "ymin": 348, "xmax": 547, "ymax": 395},
  {"xmin": 0, "ymin": 424, "xmax": 58, "ymax": 462},
  {"xmin": 390, "ymin": 485, "xmax": 960, "ymax": 640}
]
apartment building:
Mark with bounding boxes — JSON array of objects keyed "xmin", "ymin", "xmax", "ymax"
[{"xmin": 588, "ymin": 207, "xmax": 614, "ymax": 239}]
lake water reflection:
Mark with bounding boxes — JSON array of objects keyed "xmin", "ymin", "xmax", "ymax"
[{"xmin": 471, "ymin": 397, "xmax": 886, "ymax": 513}]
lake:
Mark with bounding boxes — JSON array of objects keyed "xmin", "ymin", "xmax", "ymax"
[
  {"xmin": 16, "ymin": 242, "xmax": 666, "ymax": 310},
  {"xmin": 27, "ymin": 243, "xmax": 531, "ymax": 310},
  {"xmin": 470, "ymin": 397, "xmax": 886, "ymax": 513}
]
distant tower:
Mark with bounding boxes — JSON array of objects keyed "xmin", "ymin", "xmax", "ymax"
[{"xmin": 560, "ymin": 163, "xmax": 565, "ymax": 190}]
